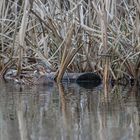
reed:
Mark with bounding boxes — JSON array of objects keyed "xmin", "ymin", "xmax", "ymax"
[{"xmin": 0, "ymin": 0, "xmax": 140, "ymax": 84}]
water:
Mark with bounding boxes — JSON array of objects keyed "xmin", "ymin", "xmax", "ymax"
[{"xmin": 0, "ymin": 80, "xmax": 140, "ymax": 140}]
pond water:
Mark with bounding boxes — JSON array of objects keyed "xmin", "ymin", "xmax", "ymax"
[{"xmin": 0, "ymin": 80, "xmax": 140, "ymax": 140}]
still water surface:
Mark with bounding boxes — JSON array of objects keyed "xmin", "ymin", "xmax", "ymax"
[{"xmin": 0, "ymin": 80, "xmax": 140, "ymax": 140}]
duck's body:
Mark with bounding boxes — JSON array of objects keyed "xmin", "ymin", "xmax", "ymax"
[{"xmin": 37, "ymin": 72, "xmax": 101, "ymax": 88}]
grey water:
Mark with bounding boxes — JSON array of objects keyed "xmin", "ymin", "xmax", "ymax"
[{"xmin": 0, "ymin": 80, "xmax": 140, "ymax": 140}]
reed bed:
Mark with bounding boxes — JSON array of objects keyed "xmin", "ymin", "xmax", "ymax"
[{"xmin": 0, "ymin": 0, "xmax": 140, "ymax": 84}]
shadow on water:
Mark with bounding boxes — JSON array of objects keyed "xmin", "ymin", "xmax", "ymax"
[{"xmin": 0, "ymin": 80, "xmax": 140, "ymax": 140}]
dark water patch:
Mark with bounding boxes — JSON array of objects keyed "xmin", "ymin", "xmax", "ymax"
[
  {"xmin": 76, "ymin": 81, "xmax": 101, "ymax": 89},
  {"xmin": 76, "ymin": 72, "xmax": 101, "ymax": 89}
]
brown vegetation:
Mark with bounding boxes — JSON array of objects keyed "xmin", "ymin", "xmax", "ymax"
[{"xmin": 0, "ymin": 0, "xmax": 140, "ymax": 85}]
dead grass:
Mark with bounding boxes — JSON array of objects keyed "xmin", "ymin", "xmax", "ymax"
[{"xmin": 0, "ymin": 0, "xmax": 140, "ymax": 84}]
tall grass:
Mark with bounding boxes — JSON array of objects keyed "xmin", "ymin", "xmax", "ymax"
[{"xmin": 0, "ymin": 0, "xmax": 140, "ymax": 84}]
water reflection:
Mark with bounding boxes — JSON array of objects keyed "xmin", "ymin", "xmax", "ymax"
[{"xmin": 0, "ymin": 80, "xmax": 140, "ymax": 140}]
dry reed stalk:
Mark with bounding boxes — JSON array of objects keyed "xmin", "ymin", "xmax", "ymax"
[
  {"xmin": 25, "ymin": 36, "xmax": 53, "ymax": 70},
  {"xmin": 92, "ymin": 1, "xmax": 110, "ymax": 86},
  {"xmin": 101, "ymin": 2, "xmax": 110, "ymax": 86},
  {"xmin": 56, "ymin": 24, "xmax": 74, "ymax": 82},
  {"xmin": 17, "ymin": 0, "xmax": 29, "ymax": 76},
  {"xmin": 30, "ymin": 2, "xmax": 62, "ymax": 43},
  {"xmin": 134, "ymin": 0, "xmax": 140, "ymax": 42},
  {"xmin": 135, "ymin": 54, "xmax": 140, "ymax": 79}
]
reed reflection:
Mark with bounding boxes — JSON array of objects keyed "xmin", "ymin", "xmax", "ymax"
[{"xmin": 0, "ymin": 81, "xmax": 140, "ymax": 140}]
